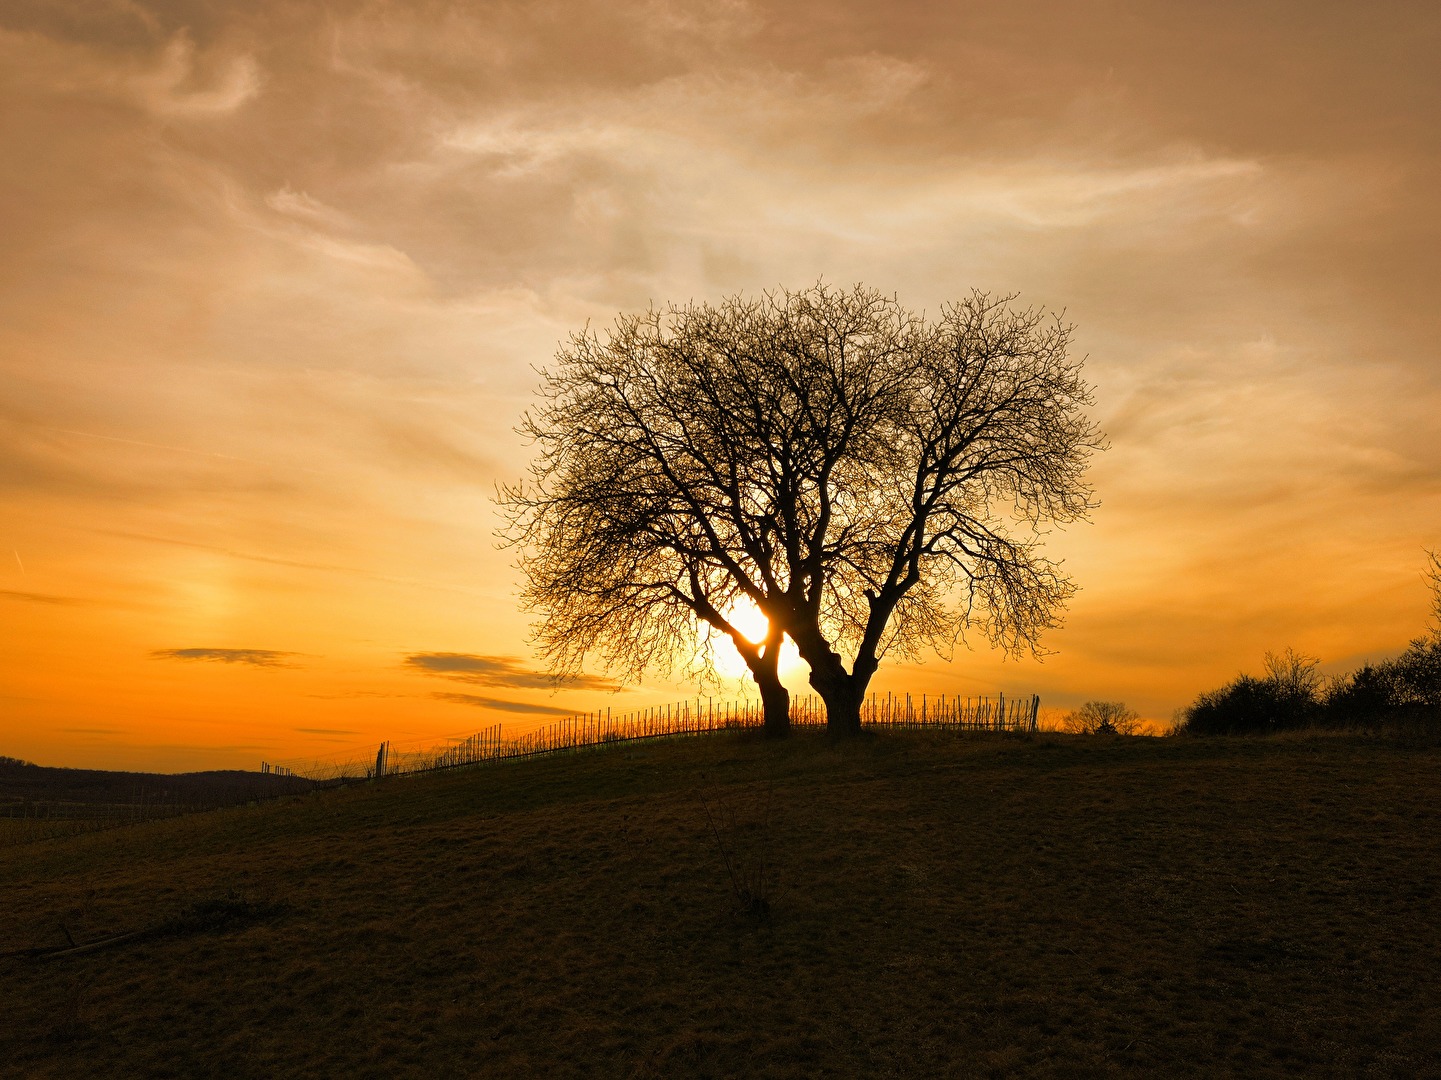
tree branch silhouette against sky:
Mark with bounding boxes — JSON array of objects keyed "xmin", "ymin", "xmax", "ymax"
[
  {"xmin": 1, "ymin": 0, "xmax": 1438, "ymax": 769},
  {"xmin": 502, "ymin": 285, "xmax": 1101, "ymax": 734}
]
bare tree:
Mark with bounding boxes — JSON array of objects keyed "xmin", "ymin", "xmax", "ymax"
[
  {"xmin": 1062, "ymin": 700, "xmax": 1141, "ymax": 735},
  {"xmin": 1263, "ymin": 647, "xmax": 1323, "ymax": 700},
  {"xmin": 1425, "ymin": 548, "xmax": 1441, "ymax": 639},
  {"xmin": 499, "ymin": 283, "xmax": 1103, "ymax": 735}
]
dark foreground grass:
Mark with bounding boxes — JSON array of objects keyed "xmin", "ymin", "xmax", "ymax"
[{"xmin": 1, "ymin": 731, "xmax": 1439, "ymax": 1078}]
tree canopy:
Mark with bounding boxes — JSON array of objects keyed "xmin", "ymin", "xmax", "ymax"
[
  {"xmin": 1063, "ymin": 701, "xmax": 1142, "ymax": 736},
  {"xmin": 499, "ymin": 283, "xmax": 1104, "ymax": 734}
]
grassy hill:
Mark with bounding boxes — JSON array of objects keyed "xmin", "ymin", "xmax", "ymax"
[
  {"xmin": 2, "ymin": 730, "xmax": 1439, "ymax": 1078},
  {"xmin": 0, "ymin": 761, "xmax": 316, "ymax": 843}
]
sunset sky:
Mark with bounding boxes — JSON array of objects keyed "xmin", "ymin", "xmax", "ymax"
[{"xmin": 3, "ymin": 1, "xmax": 1438, "ymax": 771}]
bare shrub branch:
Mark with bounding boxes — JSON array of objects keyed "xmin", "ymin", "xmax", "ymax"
[{"xmin": 1425, "ymin": 548, "xmax": 1441, "ymax": 639}]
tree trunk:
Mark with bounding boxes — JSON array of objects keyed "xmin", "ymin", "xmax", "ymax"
[
  {"xmin": 758, "ymin": 676, "xmax": 791, "ymax": 737},
  {"xmin": 746, "ymin": 624, "xmax": 791, "ymax": 737},
  {"xmin": 790, "ymin": 626, "xmax": 872, "ymax": 736},
  {"xmin": 814, "ymin": 674, "xmax": 865, "ymax": 736}
]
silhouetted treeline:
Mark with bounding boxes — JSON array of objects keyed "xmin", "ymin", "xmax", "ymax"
[
  {"xmin": 1181, "ymin": 552, "xmax": 1441, "ymax": 736},
  {"xmin": 1179, "ymin": 637, "xmax": 1441, "ymax": 735}
]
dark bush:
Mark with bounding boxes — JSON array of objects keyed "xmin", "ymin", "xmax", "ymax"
[
  {"xmin": 1323, "ymin": 663, "xmax": 1396, "ymax": 727},
  {"xmin": 1183, "ymin": 555, "xmax": 1441, "ymax": 735},
  {"xmin": 1387, "ymin": 636, "xmax": 1441, "ymax": 709},
  {"xmin": 1180, "ymin": 648, "xmax": 1322, "ymax": 734},
  {"xmin": 1184, "ymin": 639, "xmax": 1441, "ymax": 736},
  {"xmin": 1182, "ymin": 674, "xmax": 1320, "ymax": 735},
  {"xmin": 1322, "ymin": 636, "xmax": 1440, "ymax": 723}
]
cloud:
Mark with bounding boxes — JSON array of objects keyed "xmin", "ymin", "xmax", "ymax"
[
  {"xmin": 151, "ymin": 648, "xmax": 296, "ymax": 667},
  {"xmin": 433, "ymin": 692, "xmax": 575, "ymax": 716},
  {"xmin": 294, "ymin": 727, "xmax": 360, "ymax": 735},
  {"xmin": 404, "ymin": 652, "xmax": 615, "ymax": 690},
  {"xmin": 0, "ymin": 24, "xmax": 261, "ymax": 118},
  {"xmin": 101, "ymin": 530, "xmax": 492, "ymax": 598},
  {"xmin": 265, "ymin": 187, "xmax": 353, "ymax": 229},
  {"xmin": 135, "ymin": 34, "xmax": 262, "ymax": 117},
  {"xmin": 1, "ymin": 589, "xmax": 81, "ymax": 605}
]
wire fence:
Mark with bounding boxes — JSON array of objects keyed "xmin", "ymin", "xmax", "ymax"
[{"xmin": 263, "ymin": 690, "xmax": 1042, "ymax": 783}]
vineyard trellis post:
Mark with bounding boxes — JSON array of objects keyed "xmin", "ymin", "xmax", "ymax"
[{"xmin": 271, "ymin": 691, "xmax": 1043, "ymax": 782}]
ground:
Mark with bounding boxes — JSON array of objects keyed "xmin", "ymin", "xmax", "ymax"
[{"xmin": 2, "ymin": 730, "xmax": 1439, "ymax": 1078}]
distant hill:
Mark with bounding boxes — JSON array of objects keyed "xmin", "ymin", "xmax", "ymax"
[{"xmin": 0, "ymin": 759, "xmax": 315, "ymax": 822}]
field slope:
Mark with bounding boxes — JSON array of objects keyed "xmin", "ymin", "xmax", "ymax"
[{"xmin": 2, "ymin": 731, "xmax": 1439, "ymax": 1078}]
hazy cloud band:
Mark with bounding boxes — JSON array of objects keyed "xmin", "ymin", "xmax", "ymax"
[{"xmin": 152, "ymin": 648, "xmax": 296, "ymax": 667}]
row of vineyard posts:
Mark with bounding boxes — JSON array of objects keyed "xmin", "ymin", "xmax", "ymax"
[{"xmin": 264, "ymin": 692, "xmax": 1042, "ymax": 783}]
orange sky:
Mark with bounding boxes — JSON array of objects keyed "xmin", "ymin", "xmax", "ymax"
[{"xmin": 2, "ymin": 1, "xmax": 1439, "ymax": 771}]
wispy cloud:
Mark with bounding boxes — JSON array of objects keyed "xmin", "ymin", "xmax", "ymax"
[
  {"xmin": 433, "ymin": 692, "xmax": 575, "ymax": 715},
  {"xmin": 100, "ymin": 531, "xmax": 491, "ymax": 597},
  {"xmin": 135, "ymin": 34, "xmax": 262, "ymax": 117},
  {"xmin": 404, "ymin": 652, "xmax": 614, "ymax": 690},
  {"xmin": 1, "ymin": 589, "xmax": 82, "ymax": 605},
  {"xmin": 294, "ymin": 727, "xmax": 360, "ymax": 735},
  {"xmin": 152, "ymin": 648, "xmax": 296, "ymax": 667}
]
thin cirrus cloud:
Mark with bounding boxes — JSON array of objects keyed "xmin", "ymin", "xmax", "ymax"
[
  {"xmin": 152, "ymin": 648, "xmax": 296, "ymax": 667},
  {"xmin": 403, "ymin": 652, "xmax": 615, "ymax": 690},
  {"xmin": 1, "ymin": 589, "xmax": 82, "ymax": 605},
  {"xmin": 432, "ymin": 692, "xmax": 575, "ymax": 716}
]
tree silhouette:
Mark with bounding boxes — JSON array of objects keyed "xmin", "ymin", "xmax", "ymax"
[
  {"xmin": 1062, "ymin": 700, "xmax": 1141, "ymax": 735},
  {"xmin": 1426, "ymin": 548, "xmax": 1441, "ymax": 638},
  {"xmin": 500, "ymin": 283, "xmax": 1103, "ymax": 734}
]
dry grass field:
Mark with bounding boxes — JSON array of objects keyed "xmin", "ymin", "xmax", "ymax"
[{"xmin": 2, "ymin": 730, "xmax": 1439, "ymax": 1078}]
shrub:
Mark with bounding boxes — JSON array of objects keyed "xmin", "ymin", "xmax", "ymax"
[
  {"xmin": 1184, "ymin": 675, "xmax": 1287, "ymax": 735},
  {"xmin": 1180, "ymin": 649, "xmax": 1321, "ymax": 735},
  {"xmin": 1262, "ymin": 647, "xmax": 1323, "ymax": 703},
  {"xmin": 1386, "ymin": 635, "xmax": 1441, "ymax": 709},
  {"xmin": 1379, "ymin": 548, "xmax": 1441, "ymax": 721},
  {"xmin": 700, "ymin": 786, "xmax": 775, "ymax": 919},
  {"xmin": 1323, "ymin": 663, "xmax": 1396, "ymax": 727},
  {"xmin": 1180, "ymin": 554, "xmax": 1441, "ymax": 735},
  {"xmin": 1185, "ymin": 641, "xmax": 1441, "ymax": 735},
  {"xmin": 1063, "ymin": 701, "xmax": 1140, "ymax": 735},
  {"xmin": 1427, "ymin": 548, "xmax": 1441, "ymax": 636},
  {"xmin": 1321, "ymin": 636, "xmax": 1440, "ymax": 724}
]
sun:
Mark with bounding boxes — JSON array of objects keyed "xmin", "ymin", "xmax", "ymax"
[
  {"xmin": 702, "ymin": 596, "xmax": 807, "ymax": 684},
  {"xmin": 723, "ymin": 595, "xmax": 769, "ymax": 644}
]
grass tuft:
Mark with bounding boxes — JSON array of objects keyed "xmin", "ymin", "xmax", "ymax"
[{"xmin": 700, "ymin": 783, "xmax": 775, "ymax": 919}]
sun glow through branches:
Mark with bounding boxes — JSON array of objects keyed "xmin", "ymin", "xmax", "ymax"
[
  {"xmin": 724, "ymin": 596, "xmax": 769, "ymax": 644},
  {"xmin": 704, "ymin": 597, "xmax": 808, "ymax": 684}
]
